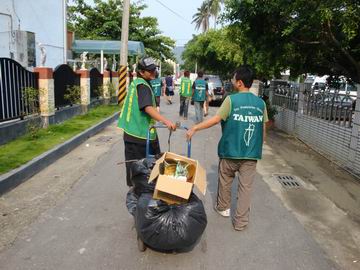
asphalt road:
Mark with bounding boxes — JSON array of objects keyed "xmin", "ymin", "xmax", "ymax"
[{"xmin": 0, "ymin": 94, "xmax": 338, "ymax": 270}]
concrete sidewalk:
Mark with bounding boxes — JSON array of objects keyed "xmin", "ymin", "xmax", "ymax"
[{"xmin": 0, "ymin": 94, "xmax": 352, "ymax": 269}]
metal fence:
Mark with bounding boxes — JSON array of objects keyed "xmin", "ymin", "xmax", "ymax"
[
  {"xmin": 89, "ymin": 68, "xmax": 103, "ymax": 100},
  {"xmin": 303, "ymin": 89, "xmax": 354, "ymax": 127},
  {"xmin": 272, "ymin": 83, "xmax": 355, "ymax": 127},
  {"xmin": 53, "ymin": 64, "xmax": 80, "ymax": 109},
  {"xmin": 270, "ymin": 80, "xmax": 360, "ymax": 178},
  {"xmin": 0, "ymin": 58, "xmax": 39, "ymax": 122},
  {"xmin": 272, "ymin": 84, "xmax": 299, "ymax": 112}
]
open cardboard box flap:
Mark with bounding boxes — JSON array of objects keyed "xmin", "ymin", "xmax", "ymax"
[{"xmin": 148, "ymin": 152, "xmax": 207, "ymax": 196}]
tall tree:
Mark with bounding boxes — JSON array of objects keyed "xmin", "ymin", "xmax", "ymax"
[
  {"xmin": 68, "ymin": 0, "xmax": 175, "ymax": 60},
  {"xmin": 224, "ymin": 0, "xmax": 360, "ymax": 82},
  {"xmin": 192, "ymin": 1, "xmax": 211, "ymax": 33},
  {"xmin": 182, "ymin": 28, "xmax": 244, "ymax": 78}
]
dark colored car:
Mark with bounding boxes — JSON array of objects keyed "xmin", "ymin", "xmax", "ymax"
[{"xmin": 206, "ymin": 75, "xmax": 224, "ymax": 106}]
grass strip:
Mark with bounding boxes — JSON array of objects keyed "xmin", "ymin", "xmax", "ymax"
[{"xmin": 0, "ymin": 104, "xmax": 120, "ymax": 174}]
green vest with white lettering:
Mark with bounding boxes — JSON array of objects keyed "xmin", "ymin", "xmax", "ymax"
[
  {"xmin": 193, "ymin": 79, "xmax": 206, "ymax": 101},
  {"xmin": 150, "ymin": 78, "xmax": 162, "ymax": 97},
  {"xmin": 118, "ymin": 78, "xmax": 157, "ymax": 140},
  {"xmin": 218, "ymin": 92, "xmax": 265, "ymax": 160},
  {"xmin": 180, "ymin": 77, "xmax": 192, "ymax": 97}
]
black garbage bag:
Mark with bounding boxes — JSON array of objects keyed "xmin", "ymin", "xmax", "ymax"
[
  {"xmin": 130, "ymin": 158, "xmax": 157, "ymax": 196},
  {"xmin": 126, "ymin": 188, "xmax": 138, "ymax": 216},
  {"xmin": 135, "ymin": 192, "xmax": 207, "ymax": 252}
]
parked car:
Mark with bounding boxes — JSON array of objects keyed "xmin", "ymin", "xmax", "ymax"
[{"xmin": 206, "ymin": 75, "xmax": 224, "ymax": 106}]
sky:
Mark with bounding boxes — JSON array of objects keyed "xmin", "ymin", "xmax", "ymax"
[
  {"xmin": 140, "ymin": 0, "xmax": 204, "ymax": 47},
  {"xmin": 80, "ymin": 0, "xmax": 207, "ymax": 47}
]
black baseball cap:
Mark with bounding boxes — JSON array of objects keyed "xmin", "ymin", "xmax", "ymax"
[{"xmin": 137, "ymin": 57, "xmax": 158, "ymax": 71}]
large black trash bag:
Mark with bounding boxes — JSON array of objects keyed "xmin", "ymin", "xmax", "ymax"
[
  {"xmin": 126, "ymin": 188, "xmax": 138, "ymax": 216},
  {"xmin": 135, "ymin": 192, "xmax": 207, "ymax": 252},
  {"xmin": 130, "ymin": 157, "xmax": 157, "ymax": 196}
]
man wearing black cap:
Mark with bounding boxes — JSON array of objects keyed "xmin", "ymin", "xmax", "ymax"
[{"xmin": 118, "ymin": 57, "xmax": 176, "ymax": 187}]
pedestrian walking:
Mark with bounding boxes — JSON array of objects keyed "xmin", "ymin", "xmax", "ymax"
[
  {"xmin": 186, "ymin": 65, "xmax": 268, "ymax": 231},
  {"xmin": 165, "ymin": 74, "xmax": 174, "ymax": 104},
  {"xmin": 150, "ymin": 71, "xmax": 163, "ymax": 112},
  {"xmin": 192, "ymin": 71, "xmax": 208, "ymax": 123},
  {"xmin": 118, "ymin": 57, "xmax": 176, "ymax": 187},
  {"xmin": 203, "ymin": 77, "xmax": 212, "ymax": 117},
  {"xmin": 179, "ymin": 70, "xmax": 192, "ymax": 120}
]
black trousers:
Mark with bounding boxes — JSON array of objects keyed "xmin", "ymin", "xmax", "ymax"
[{"xmin": 124, "ymin": 140, "xmax": 161, "ymax": 186}]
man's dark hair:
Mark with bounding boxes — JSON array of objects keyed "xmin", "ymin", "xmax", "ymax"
[
  {"xmin": 184, "ymin": 70, "xmax": 190, "ymax": 77},
  {"xmin": 234, "ymin": 65, "xmax": 254, "ymax": 88},
  {"xmin": 197, "ymin": 71, "xmax": 204, "ymax": 78}
]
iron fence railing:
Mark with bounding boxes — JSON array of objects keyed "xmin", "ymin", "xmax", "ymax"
[
  {"xmin": 0, "ymin": 58, "xmax": 39, "ymax": 122},
  {"xmin": 273, "ymin": 85, "xmax": 299, "ymax": 112},
  {"xmin": 303, "ymin": 88, "xmax": 355, "ymax": 127}
]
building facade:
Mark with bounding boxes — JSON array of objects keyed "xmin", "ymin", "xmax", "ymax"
[{"xmin": 0, "ymin": 0, "xmax": 66, "ymax": 68}]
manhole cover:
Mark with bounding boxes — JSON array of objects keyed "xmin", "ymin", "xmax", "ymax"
[{"xmin": 273, "ymin": 174, "xmax": 302, "ymax": 189}]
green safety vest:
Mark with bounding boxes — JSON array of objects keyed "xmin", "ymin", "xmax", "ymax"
[
  {"xmin": 218, "ymin": 92, "xmax": 265, "ymax": 159},
  {"xmin": 118, "ymin": 78, "xmax": 157, "ymax": 140},
  {"xmin": 150, "ymin": 78, "xmax": 162, "ymax": 97},
  {"xmin": 193, "ymin": 79, "xmax": 206, "ymax": 101},
  {"xmin": 180, "ymin": 77, "xmax": 192, "ymax": 97}
]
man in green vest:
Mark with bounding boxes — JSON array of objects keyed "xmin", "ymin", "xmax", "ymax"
[
  {"xmin": 192, "ymin": 71, "xmax": 209, "ymax": 123},
  {"xmin": 118, "ymin": 57, "xmax": 176, "ymax": 187},
  {"xmin": 179, "ymin": 70, "xmax": 192, "ymax": 120},
  {"xmin": 150, "ymin": 71, "xmax": 163, "ymax": 112},
  {"xmin": 186, "ymin": 65, "xmax": 268, "ymax": 231}
]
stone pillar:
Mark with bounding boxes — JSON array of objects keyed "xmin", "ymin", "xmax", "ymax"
[
  {"xmin": 103, "ymin": 70, "xmax": 111, "ymax": 104},
  {"xmin": 269, "ymin": 80, "xmax": 275, "ymax": 103},
  {"xmin": 34, "ymin": 67, "xmax": 55, "ymax": 127},
  {"xmin": 250, "ymin": 79, "xmax": 260, "ymax": 96},
  {"xmin": 348, "ymin": 84, "xmax": 360, "ymax": 170},
  {"xmin": 76, "ymin": 70, "xmax": 91, "ymax": 113},
  {"xmin": 297, "ymin": 83, "xmax": 305, "ymax": 114}
]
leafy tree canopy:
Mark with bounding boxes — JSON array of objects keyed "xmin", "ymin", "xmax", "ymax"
[
  {"xmin": 224, "ymin": 0, "xmax": 360, "ymax": 82},
  {"xmin": 182, "ymin": 28, "xmax": 244, "ymax": 79},
  {"xmin": 68, "ymin": 0, "xmax": 175, "ymax": 60}
]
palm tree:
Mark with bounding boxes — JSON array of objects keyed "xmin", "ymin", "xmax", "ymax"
[
  {"xmin": 209, "ymin": 0, "xmax": 224, "ymax": 29},
  {"xmin": 192, "ymin": 1, "xmax": 211, "ymax": 33}
]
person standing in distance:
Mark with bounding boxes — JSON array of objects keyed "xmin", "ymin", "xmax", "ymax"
[
  {"xmin": 118, "ymin": 57, "xmax": 176, "ymax": 187},
  {"xmin": 179, "ymin": 70, "xmax": 192, "ymax": 120},
  {"xmin": 192, "ymin": 71, "xmax": 209, "ymax": 123},
  {"xmin": 150, "ymin": 71, "xmax": 163, "ymax": 112}
]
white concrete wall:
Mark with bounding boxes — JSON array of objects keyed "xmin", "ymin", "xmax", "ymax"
[{"xmin": 0, "ymin": 0, "xmax": 65, "ymax": 68}]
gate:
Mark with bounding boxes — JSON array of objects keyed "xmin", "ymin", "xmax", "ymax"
[
  {"xmin": 0, "ymin": 58, "xmax": 39, "ymax": 122},
  {"xmin": 90, "ymin": 68, "xmax": 103, "ymax": 99},
  {"xmin": 53, "ymin": 64, "xmax": 80, "ymax": 108}
]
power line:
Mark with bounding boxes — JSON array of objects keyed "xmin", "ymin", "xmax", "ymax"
[{"xmin": 153, "ymin": 0, "xmax": 192, "ymax": 25}]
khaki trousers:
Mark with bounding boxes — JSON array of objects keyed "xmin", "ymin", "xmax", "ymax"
[{"xmin": 217, "ymin": 158, "xmax": 257, "ymax": 229}]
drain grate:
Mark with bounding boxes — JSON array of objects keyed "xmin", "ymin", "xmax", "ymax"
[{"xmin": 274, "ymin": 174, "xmax": 302, "ymax": 189}]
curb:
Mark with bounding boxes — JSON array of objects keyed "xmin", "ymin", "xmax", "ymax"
[{"xmin": 0, "ymin": 112, "xmax": 120, "ymax": 196}]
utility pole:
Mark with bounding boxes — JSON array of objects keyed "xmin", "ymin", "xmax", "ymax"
[
  {"xmin": 118, "ymin": 0, "xmax": 130, "ymax": 104},
  {"xmin": 63, "ymin": 0, "xmax": 67, "ymax": 64},
  {"xmin": 120, "ymin": 0, "xmax": 130, "ymax": 66}
]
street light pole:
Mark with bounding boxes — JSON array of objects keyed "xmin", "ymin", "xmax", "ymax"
[{"xmin": 120, "ymin": 0, "xmax": 130, "ymax": 66}]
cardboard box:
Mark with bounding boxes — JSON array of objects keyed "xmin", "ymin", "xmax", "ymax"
[{"xmin": 148, "ymin": 152, "xmax": 207, "ymax": 204}]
